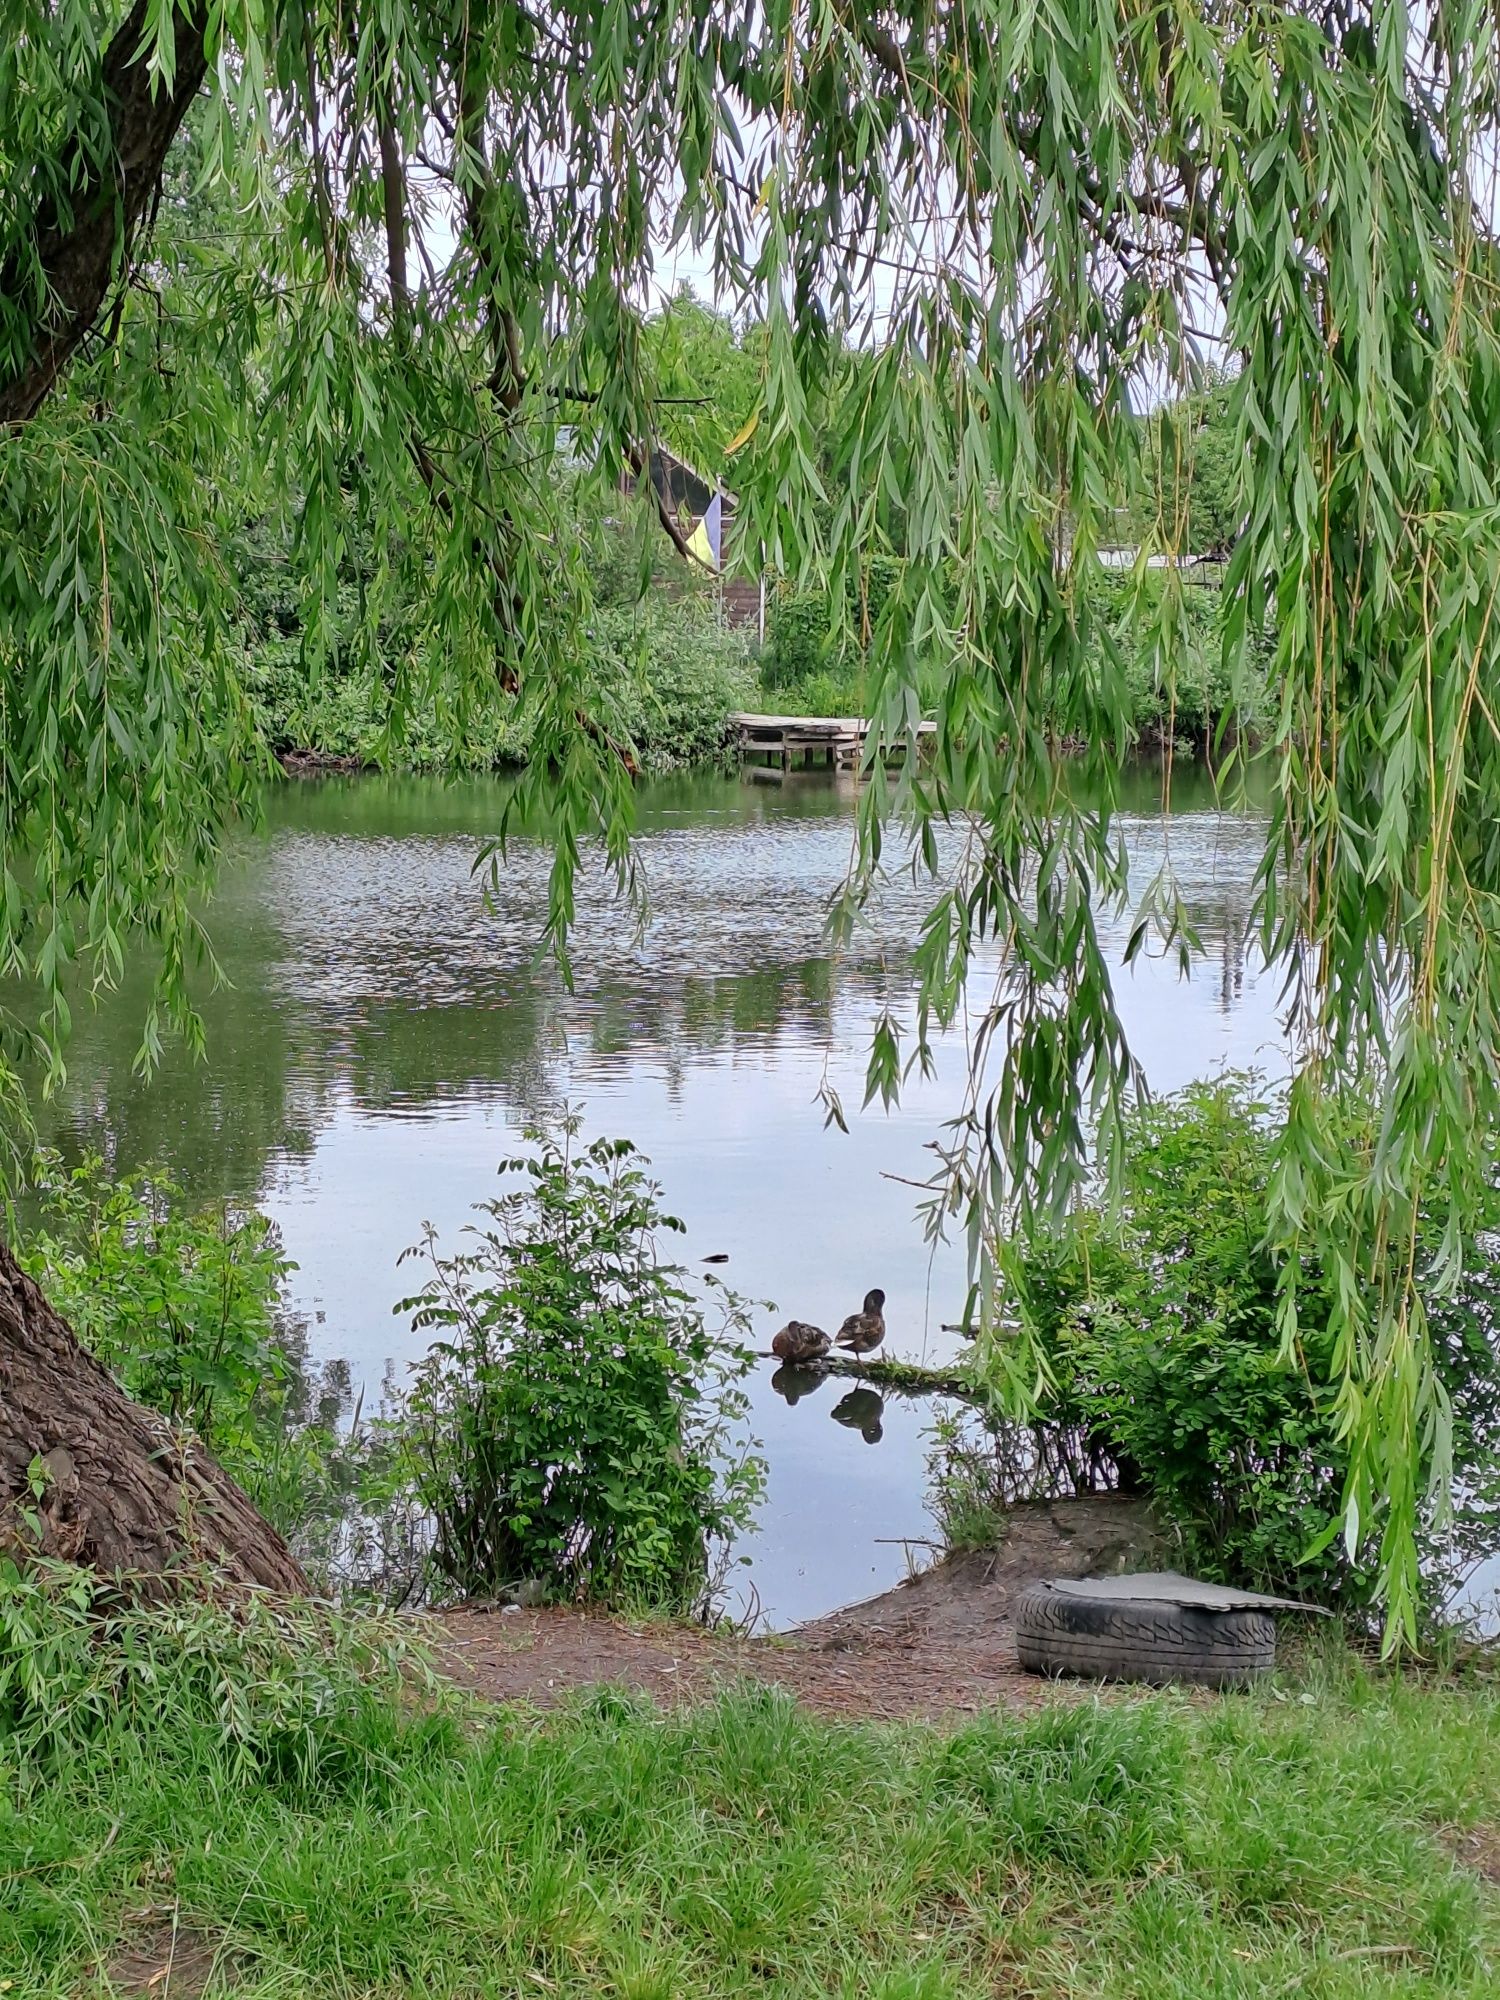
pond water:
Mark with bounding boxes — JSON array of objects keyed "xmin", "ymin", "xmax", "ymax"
[{"xmin": 38, "ymin": 761, "xmax": 1296, "ymax": 1627}]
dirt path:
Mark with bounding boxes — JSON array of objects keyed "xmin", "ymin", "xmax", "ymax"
[{"xmin": 430, "ymin": 1495, "xmax": 1159, "ymax": 1721}]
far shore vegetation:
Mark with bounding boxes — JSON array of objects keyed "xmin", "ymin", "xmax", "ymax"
[{"xmin": 242, "ymin": 297, "xmax": 1260, "ymax": 774}]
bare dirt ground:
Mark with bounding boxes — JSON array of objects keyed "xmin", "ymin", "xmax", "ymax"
[
  {"xmin": 431, "ymin": 1496, "xmax": 1160, "ymax": 1721},
  {"xmin": 1441, "ymin": 1823, "xmax": 1500, "ymax": 1885},
  {"xmin": 101, "ymin": 1919, "xmax": 237, "ymax": 1998}
]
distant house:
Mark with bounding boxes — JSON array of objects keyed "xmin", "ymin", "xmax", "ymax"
[
  {"xmin": 639, "ymin": 445, "xmax": 717, "ymax": 524},
  {"xmin": 631, "ymin": 443, "xmax": 764, "ymax": 635}
]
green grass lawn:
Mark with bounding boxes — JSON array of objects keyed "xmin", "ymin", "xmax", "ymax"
[{"xmin": 3, "ymin": 1579, "xmax": 1498, "ymax": 1998}]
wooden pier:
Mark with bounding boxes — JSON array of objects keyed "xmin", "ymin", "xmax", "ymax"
[{"xmin": 730, "ymin": 712, "xmax": 935, "ymax": 770}]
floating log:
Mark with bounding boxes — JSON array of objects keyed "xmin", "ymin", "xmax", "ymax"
[{"xmin": 756, "ymin": 1350, "xmax": 978, "ymax": 1399}]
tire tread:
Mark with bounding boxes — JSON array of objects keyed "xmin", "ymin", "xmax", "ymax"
[{"xmin": 1015, "ymin": 1582, "xmax": 1275, "ymax": 1688}]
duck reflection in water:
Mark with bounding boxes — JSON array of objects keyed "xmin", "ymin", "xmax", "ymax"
[
  {"xmin": 830, "ymin": 1385, "xmax": 885, "ymax": 1443},
  {"xmin": 770, "ymin": 1362, "xmax": 829, "ymax": 1406}
]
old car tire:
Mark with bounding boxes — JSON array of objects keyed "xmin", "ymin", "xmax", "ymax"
[{"xmin": 1015, "ymin": 1581, "xmax": 1276, "ymax": 1688}]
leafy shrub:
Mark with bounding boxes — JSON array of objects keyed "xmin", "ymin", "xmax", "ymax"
[
  {"xmin": 1085, "ymin": 569, "xmax": 1272, "ymax": 745},
  {"xmin": 234, "ymin": 508, "xmax": 385, "ymax": 761},
  {"xmin": 1131, "ymin": 379, "xmax": 1245, "ymax": 555},
  {"xmin": 236, "ymin": 501, "xmax": 754, "ymax": 774},
  {"xmin": 762, "ymin": 560, "xmax": 898, "ymax": 695},
  {"xmin": 979, "ymin": 1077, "xmax": 1500, "ymax": 1605},
  {"xmin": 18, "ymin": 1151, "xmax": 292, "ymax": 1458},
  {"xmin": 763, "ymin": 586, "xmax": 838, "ymax": 688},
  {"xmin": 13, "ymin": 1153, "xmax": 405, "ymax": 1578},
  {"xmin": 765, "ymin": 660, "xmax": 868, "ymax": 720},
  {"xmin": 395, "ymin": 1119, "xmax": 764, "ymax": 1614},
  {"xmin": 600, "ymin": 599, "xmax": 756, "ymax": 771},
  {"xmin": 760, "ymin": 554, "xmax": 1270, "ymax": 743}
]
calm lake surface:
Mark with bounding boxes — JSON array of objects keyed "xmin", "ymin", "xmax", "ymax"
[{"xmin": 39, "ymin": 762, "xmax": 1294, "ymax": 1627}]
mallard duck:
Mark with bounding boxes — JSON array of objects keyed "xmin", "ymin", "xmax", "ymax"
[
  {"xmin": 771, "ymin": 1319, "xmax": 832, "ymax": 1365},
  {"xmin": 835, "ymin": 1288, "xmax": 886, "ymax": 1360}
]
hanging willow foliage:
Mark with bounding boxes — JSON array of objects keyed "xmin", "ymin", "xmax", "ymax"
[{"xmin": 3, "ymin": 0, "xmax": 1500, "ymax": 1640}]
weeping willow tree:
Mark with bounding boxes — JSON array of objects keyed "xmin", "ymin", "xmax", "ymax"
[{"xmin": 3, "ymin": 0, "xmax": 1499, "ymax": 1638}]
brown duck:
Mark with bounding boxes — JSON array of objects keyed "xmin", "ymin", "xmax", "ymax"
[
  {"xmin": 835, "ymin": 1288, "xmax": 886, "ymax": 1360},
  {"xmin": 771, "ymin": 1319, "xmax": 832, "ymax": 1365}
]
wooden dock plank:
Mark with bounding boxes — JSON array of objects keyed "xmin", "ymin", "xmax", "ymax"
[
  {"xmin": 729, "ymin": 713, "xmax": 935, "ymax": 768},
  {"xmin": 730, "ymin": 714, "xmax": 937, "ymax": 735}
]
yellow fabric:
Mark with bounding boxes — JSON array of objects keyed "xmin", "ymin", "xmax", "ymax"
[{"xmin": 685, "ymin": 514, "xmax": 716, "ymax": 568}]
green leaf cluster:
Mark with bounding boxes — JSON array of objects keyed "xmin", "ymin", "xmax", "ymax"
[
  {"xmin": 595, "ymin": 600, "xmax": 756, "ymax": 772},
  {"xmin": 15, "ymin": 1150, "xmax": 293, "ymax": 1459},
  {"xmin": 11, "ymin": 1152, "xmax": 394, "ymax": 1564},
  {"xmin": 1121, "ymin": 379, "xmax": 1246, "ymax": 556},
  {"xmin": 235, "ymin": 502, "xmax": 755, "ymax": 773},
  {"xmin": 978, "ymin": 1077, "xmax": 1500, "ymax": 1608},
  {"xmin": 395, "ymin": 1118, "xmax": 764, "ymax": 1614}
]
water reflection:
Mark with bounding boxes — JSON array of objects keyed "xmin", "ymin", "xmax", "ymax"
[
  {"xmin": 770, "ymin": 1363, "xmax": 830, "ymax": 1407},
  {"xmin": 26, "ymin": 760, "xmax": 1288, "ymax": 1627},
  {"xmin": 830, "ymin": 1385, "xmax": 886, "ymax": 1443}
]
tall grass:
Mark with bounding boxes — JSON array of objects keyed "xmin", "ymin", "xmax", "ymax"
[{"xmin": 3, "ymin": 1568, "xmax": 1498, "ymax": 1996}]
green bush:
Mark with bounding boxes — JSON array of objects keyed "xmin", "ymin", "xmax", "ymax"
[
  {"xmin": 1084, "ymin": 568, "xmax": 1273, "ymax": 745},
  {"xmin": 237, "ymin": 499, "xmax": 753, "ymax": 775},
  {"xmin": 18, "ymin": 1151, "xmax": 292, "ymax": 1461},
  {"xmin": 1130, "ymin": 379, "xmax": 1245, "ymax": 555},
  {"xmin": 795, "ymin": 663, "xmax": 866, "ymax": 715},
  {"xmin": 758, "ymin": 658, "xmax": 868, "ymax": 719},
  {"xmin": 600, "ymin": 599, "xmax": 756, "ymax": 771},
  {"xmin": 762, "ymin": 560, "xmax": 898, "ymax": 696},
  {"xmin": 760, "ymin": 556, "xmax": 1270, "ymax": 743},
  {"xmin": 763, "ymin": 586, "xmax": 837, "ymax": 688},
  {"xmin": 395, "ymin": 1119, "xmax": 764, "ymax": 1613},
  {"xmin": 980, "ymin": 1077, "xmax": 1500, "ymax": 1606},
  {"xmin": 13, "ymin": 1153, "xmax": 402, "ymax": 1577},
  {"xmin": 14, "ymin": 1137, "xmax": 766, "ymax": 1614},
  {"xmin": 233, "ymin": 509, "xmax": 382, "ymax": 761}
]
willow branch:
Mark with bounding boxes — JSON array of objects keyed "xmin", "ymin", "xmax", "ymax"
[{"xmin": 379, "ymin": 109, "xmax": 410, "ymax": 329}]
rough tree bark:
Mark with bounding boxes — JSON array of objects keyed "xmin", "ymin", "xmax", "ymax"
[
  {"xmin": 0, "ymin": 1237, "xmax": 309, "ymax": 1590},
  {"xmin": 0, "ymin": 0, "xmax": 212, "ymax": 425}
]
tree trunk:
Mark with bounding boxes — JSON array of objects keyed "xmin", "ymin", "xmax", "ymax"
[
  {"xmin": 0, "ymin": 1237, "xmax": 309, "ymax": 1593},
  {"xmin": 0, "ymin": 0, "xmax": 211, "ymax": 426}
]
